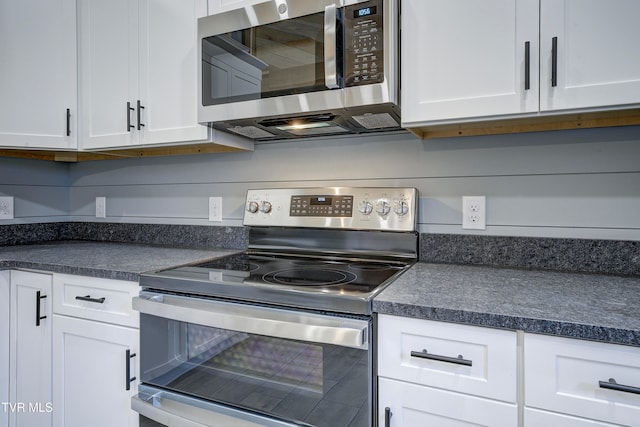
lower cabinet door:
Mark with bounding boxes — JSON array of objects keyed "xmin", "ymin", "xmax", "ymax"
[
  {"xmin": 53, "ymin": 314, "xmax": 139, "ymax": 427},
  {"xmin": 0, "ymin": 271, "xmax": 9, "ymax": 427},
  {"xmin": 525, "ymin": 408, "xmax": 619, "ymax": 427},
  {"xmin": 378, "ymin": 377, "xmax": 518, "ymax": 427}
]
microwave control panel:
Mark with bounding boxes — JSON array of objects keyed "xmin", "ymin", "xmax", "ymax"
[{"xmin": 344, "ymin": 0, "xmax": 384, "ymax": 87}]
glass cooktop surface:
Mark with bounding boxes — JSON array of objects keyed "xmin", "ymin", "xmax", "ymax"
[{"xmin": 141, "ymin": 252, "xmax": 413, "ymax": 314}]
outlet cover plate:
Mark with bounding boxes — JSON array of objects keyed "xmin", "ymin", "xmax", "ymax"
[
  {"xmin": 0, "ymin": 197, "xmax": 14, "ymax": 219},
  {"xmin": 209, "ymin": 197, "xmax": 222, "ymax": 222},
  {"xmin": 462, "ymin": 196, "xmax": 486, "ymax": 230},
  {"xmin": 96, "ymin": 197, "xmax": 106, "ymax": 218}
]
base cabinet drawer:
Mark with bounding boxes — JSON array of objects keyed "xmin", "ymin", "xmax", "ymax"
[
  {"xmin": 525, "ymin": 408, "xmax": 620, "ymax": 427},
  {"xmin": 378, "ymin": 377, "xmax": 518, "ymax": 427},
  {"xmin": 53, "ymin": 274, "xmax": 139, "ymax": 327},
  {"xmin": 525, "ymin": 333, "xmax": 640, "ymax": 426},
  {"xmin": 378, "ymin": 314, "xmax": 517, "ymax": 402}
]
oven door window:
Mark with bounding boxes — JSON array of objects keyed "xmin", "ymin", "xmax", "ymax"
[
  {"xmin": 202, "ymin": 11, "xmax": 340, "ymax": 106},
  {"xmin": 140, "ymin": 313, "xmax": 370, "ymax": 427}
]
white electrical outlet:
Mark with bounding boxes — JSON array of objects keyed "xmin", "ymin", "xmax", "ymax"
[
  {"xmin": 462, "ymin": 196, "xmax": 486, "ymax": 230},
  {"xmin": 96, "ymin": 197, "xmax": 106, "ymax": 218},
  {"xmin": 209, "ymin": 197, "xmax": 222, "ymax": 222},
  {"xmin": 0, "ymin": 197, "xmax": 14, "ymax": 220}
]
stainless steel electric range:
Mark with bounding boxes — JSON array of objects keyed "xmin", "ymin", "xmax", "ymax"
[{"xmin": 132, "ymin": 187, "xmax": 418, "ymax": 427}]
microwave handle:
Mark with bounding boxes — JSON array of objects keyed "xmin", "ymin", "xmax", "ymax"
[{"xmin": 324, "ymin": 4, "xmax": 339, "ymax": 89}]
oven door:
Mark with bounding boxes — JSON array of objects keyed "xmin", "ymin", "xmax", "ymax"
[{"xmin": 132, "ymin": 291, "xmax": 373, "ymax": 427}]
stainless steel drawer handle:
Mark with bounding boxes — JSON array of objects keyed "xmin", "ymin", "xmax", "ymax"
[
  {"xmin": 410, "ymin": 349, "xmax": 473, "ymax": 367},
  {"xmin": 599, "ymin": 378, "xmax": 640, "ymax": 395},
  {"xmin": 75, "ymin": 295, "xmax": 106, "ymax": 304}
]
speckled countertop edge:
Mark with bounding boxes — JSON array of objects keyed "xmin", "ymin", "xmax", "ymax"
[
  {"xmin": 373, "ymin": 263, "xmax": 640, "ymax": 347},
  {"xmin": 0, "ymin": 241, "xmax": 238, "ymax": 282}
]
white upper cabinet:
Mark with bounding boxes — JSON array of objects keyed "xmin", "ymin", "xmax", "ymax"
[
  {"xmin": 208, "ymin": 0, "xmax": 261, "ymax": 14},
  {"xmin": 79, "ymin": 0, "xmax": 211, "ymax": 149},
  {"xmin": 539, "ymin": 0, "xmax": 640, "ymax": 112},
  {"xmin": 401, "ymin": 0, "xmax": 539, "ymax": 125},
  {"xmin": 402, "ymin": 0, "xmax": 640, "ymax": 127},
  {"xmin": 0, "ymin": 0, "xmax": 77, "ymax": 150}
]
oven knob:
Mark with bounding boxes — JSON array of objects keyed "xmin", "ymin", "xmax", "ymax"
[
  {"xmin": 376, "ymin": 201, "xmax": 391, "ymax": 216},
  {"xmin": 394, "ymin": 201, "xmax": 409, "ymax": 216},
  {"xmin": 358, "ymin": 201, "xmax": 373, "ymax": 215},
  {"xmin": 246, "ymin": 201, "xmax": 259, "ymax": 213},
  {"xmin": 259, "ymin": 201, "xmax": 272, "ymax": 214}
]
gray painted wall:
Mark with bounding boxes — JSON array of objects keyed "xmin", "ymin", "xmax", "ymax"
[{"xmin": 2, "ymin": 125, "xmax": 640, "ymax": 240}]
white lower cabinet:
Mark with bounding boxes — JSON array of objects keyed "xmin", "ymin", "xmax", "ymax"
[
  {"xmin": 0, "ymin": 271, "xmax": 9, "ymax": 427},
  {"xmin": 525, "ymin": 408, "xmax": 620, "ymax": 427},
  {"xmin": 8, "ymin": 271, "xmax": 53, "ymax": 427},
  {"xmin": 524, "ymin": 333, "xmax": 640, "ymax": 426},
  {"xmin": 379, "ymin": 378, "xmax": 517, "ymax": 427},
  {"xmin": 52, "ymin": 274, "xmax": 139, "ymax": 427},
  {"xmin": 377, "ymin": 315, "xmax": 518, "ymax": 426}
]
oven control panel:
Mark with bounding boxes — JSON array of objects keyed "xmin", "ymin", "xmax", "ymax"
[{"xmin": 243, "ymin": 187, "xmax": 417, "ymax": 232}]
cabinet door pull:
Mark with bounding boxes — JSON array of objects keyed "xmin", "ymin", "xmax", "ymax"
[
  {"xmin": 127, "ymin": 102, "xmax": 135, "ymax": 131},
  {"xmin": 599, "ymin": 378, "xmax": 640, "ymax": 395},
  {"xmin": 136, "ymin": 100, "xmax": 145, "ymax": 130},
  {"xmin": 524, "ymin": 41, "xmax": 531, "ymax": 90},
  {"xmin": 551, "ymin": 36, "xmax": 558, "ymax": 87},
  {"xmin": 66, "ymin": 108, "xmax": 71, "ymax": 136},
  {"xmin": 384, "ymin": 407, "xmax": 392, "ymax": 427},
  {"xmin": 411, "ymin": 349, "xmax": 472, "ymax": 366},
  {"xmin": 126, "ymin": 349, "xmax": 137, "ymax": 391},
  {"xmin": 35, "ymin": 291, "xmax": 47, "ymax": 327},
  {"xmin": 75, "ymin": 295, "xmax": 106, "ymax": 304}
]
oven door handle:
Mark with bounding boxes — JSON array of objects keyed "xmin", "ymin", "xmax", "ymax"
[
  {"xmin": 132, "ymin": 293, "xmax": 369, "ymax": 349},
  {"xmin": 132, "ymin": 385, "xmax": 298, "ymax": 427},
  {"xmin": 324, "ymin": 4, "xmax": 339, "ymax": 89}
]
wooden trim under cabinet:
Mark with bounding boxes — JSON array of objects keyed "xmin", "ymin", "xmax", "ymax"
[{"xmin": 407, "ymin": 108, "xmax": 640, "ymax": 139}]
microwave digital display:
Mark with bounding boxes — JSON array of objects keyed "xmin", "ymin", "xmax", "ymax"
[{"xmin": 354, "ymin": 6, "xmax": 376, "ymax": 18}]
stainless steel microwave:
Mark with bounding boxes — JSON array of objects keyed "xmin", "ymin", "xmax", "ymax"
[{"xmin": 197, "ymin": 0, "xmax": 401, "ymax": 141}]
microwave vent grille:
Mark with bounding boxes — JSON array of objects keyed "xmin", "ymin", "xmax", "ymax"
[{"xmin": 352, "ymin": 113, "xmax": 400, "ymax": 129}]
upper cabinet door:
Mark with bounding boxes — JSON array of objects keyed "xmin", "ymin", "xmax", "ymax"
[
  {"xmin": 0, "ymin": 0, "xmax": 77, "ymax": 149},
  {"xmin": 401, "ymin": 0, "xmax": 539, "ymax": 126},
  {"xmin": 540, "ymin": 0, "xmax": 640, "ymax": 112},
  {"xmin": 138, "ymin": 0, "xmax": 210, "ymax": 145},
  {"xmin": 78, "ymin": 0, "xmax": 140, "ymax": 149}
]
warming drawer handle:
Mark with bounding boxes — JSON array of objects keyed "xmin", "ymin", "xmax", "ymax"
[
  {"xmin": 132, "ymin": 294, "xmax": 368, "ymax": 349},
  {"xmin": 324, "ymin": 4, "xmax": 339, "ymax": 89},
  {"xmin": 75, "ymin": 295, "xmax": 106, "ymax": 304},
  {"xmin": 599, "ymin": 378, "xmax": 640, "ymax": 395},
  {"xmin": 411, "ymin": 349, "xmax": 473, "ymax": 367}
]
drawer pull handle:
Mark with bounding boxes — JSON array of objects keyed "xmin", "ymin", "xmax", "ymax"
[
  {"xmin": 599, "ymin": 378, "xmax": 640, "ymax": 395},
  {"xmin": 75, "ymin": 295, "xmax": 106, "ymax": 304},
  {"xmin": 411, "ymin": 349, "xmax": 473, "ymax": 367}
]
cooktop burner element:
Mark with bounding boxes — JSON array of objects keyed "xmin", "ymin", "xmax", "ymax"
[{"xmin": 140, "ymin": 187, "xmax": 418, "ymax": 314}]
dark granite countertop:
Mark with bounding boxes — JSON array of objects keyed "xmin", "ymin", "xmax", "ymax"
[
  {"xmin": 0, "ymin": 241, "xmax": 237, "ymax": 282},
  {"xmin": 373, "ymin": 263, "xmax": 640, "ymax": 347}
]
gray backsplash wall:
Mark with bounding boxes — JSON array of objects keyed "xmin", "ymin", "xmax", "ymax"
[
  {"xmin": 2, "ymin": 125, "xmax": 640, "ymax": 241},
  {"xmin": 66, "ymin": 126, "xmax": 640, "ymax": 241}
]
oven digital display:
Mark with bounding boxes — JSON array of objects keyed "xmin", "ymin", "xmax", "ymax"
[
  {"xmin": 290, "ymin": 195, "xmax": 353, "ymax": 217},
  {"xmin": 354, "ymin": 6, "xmax": 376, "ymax": 18},
  {"xmin": 311, "ymin": 196, "xmax": 332, "ymax": 206}
]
